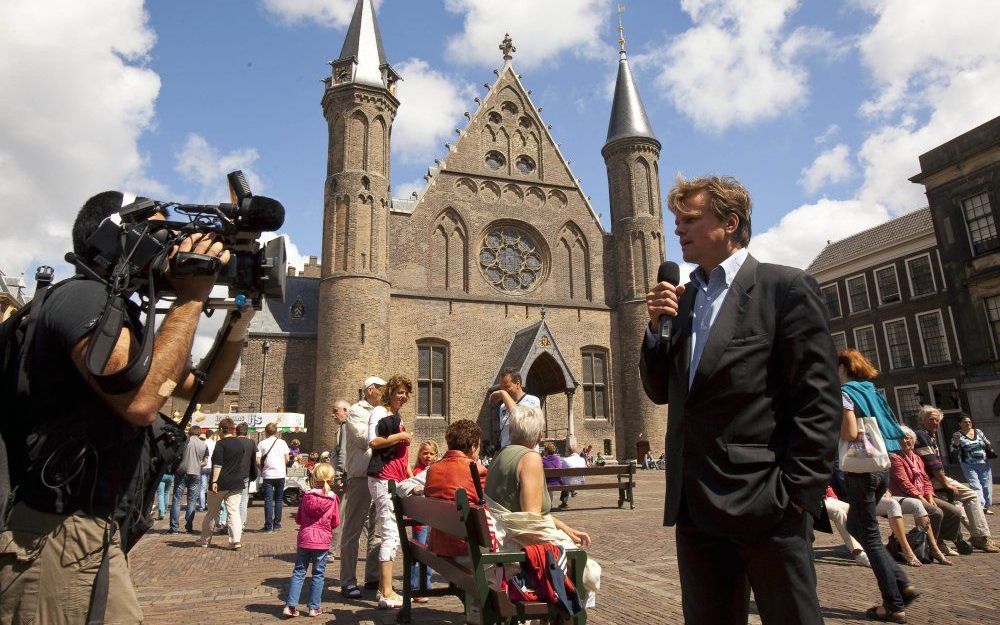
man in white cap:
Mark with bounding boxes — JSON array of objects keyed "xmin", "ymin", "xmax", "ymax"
[{"xmin": 338, "ymin": 376, "xmax": 385, "ymax": 598}]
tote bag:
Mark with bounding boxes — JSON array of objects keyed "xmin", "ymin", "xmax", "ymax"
[{"xmin": 839, "ymin": 409, "xmax": 891, "ymax": 474}]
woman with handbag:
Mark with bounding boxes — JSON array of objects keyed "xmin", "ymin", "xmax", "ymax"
[
  {"xmin": 951, "ymin": 415, "xmax": 995, "ymax": 512},
  {"xmin": 888, "ymin": 427, "xmax": 954, "ymax": 566},
  {"xmin": 837, "ymin": 349, "xmax": 918, "ymax": 624}
]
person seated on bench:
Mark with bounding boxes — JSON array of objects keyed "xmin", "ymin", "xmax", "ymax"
[
  {"xmin": 558, "ymin": 444, "xmax": 587, "ymax": 509},
  {"xmin": 484, "ymin": 405, "xmax": 602, "ymax": 607},
  {"xmin": 423, "ymin": 419, "xmax": 488, "ymax": 560}
]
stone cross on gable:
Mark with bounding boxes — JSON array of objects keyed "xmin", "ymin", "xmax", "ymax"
[{"xmin": 500, "ymin": 34, "xmax": 516, "ymax": 61}]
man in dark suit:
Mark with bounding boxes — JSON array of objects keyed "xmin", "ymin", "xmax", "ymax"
[{"xmin": 640, "ymin": 175, "xmax": 840, "ymax": 624}]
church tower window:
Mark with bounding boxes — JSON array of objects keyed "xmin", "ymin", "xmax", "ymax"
[
  {"xmin": 417, "ymin": 342, "xmax": 448, "ymax": 418},
  {"xmin": 485, "ymin": 151, "xmax": 505, "ymax": 170},
  {"xmin": 515, "ymin": 155, "xmax": 536, "ymax": 174},
  {"xmin": 581, "ymin": 349, "xmax": 609, "ymax": 418},
  {"xmin": 479, "ymin": 223, "xmax": 545, "ymax": 294}
]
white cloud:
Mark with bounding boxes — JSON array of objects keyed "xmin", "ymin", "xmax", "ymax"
[
  {"xmin": 800, "ymin": 144, "xmax": 854, "ymax": 194},
  {"xmin": 750, "ymin": 199, "xmax": 890, "ymax": 268},
  {"xmin": 392, "ymin": 58, "xmax": 474, "ymax": 166},
  {"xmin": 393, "ymin": 177, "xmax": 425, "ymax": 200},
  {"xmin": 653, "ymin": 0, "xmax": 836, "ymax": 132},
  {"xmin": 0, "ymin": 0, "xmax": 160, "ymax": 277},
  {"xmin": 814, "ymin": 124, "xmax": 840, "ymax": 144},
  {"xmin": 853, "ymin": 0, "xmax": 1000, "ymax": 215},
  {"xmin": 174, "ymin": 133, "xmax": 263, "ymax": 204},
  {"xmin": 259, "ymin": 0, "xmax": 382, "ymax": 28},
  {"xmin": 443, "ymin": 0, "xmax": 607, "ymax": 70}
]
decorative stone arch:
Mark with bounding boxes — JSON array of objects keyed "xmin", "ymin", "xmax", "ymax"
[
  {"xmin": 347, "ymin": 109, "xmax": 369, "ymax": 171},
  {"xmin": 636, "ymin": 156, "xmax": 655, "ymax": 216},
  {"xmin": 371, "ymin": 115, "xmax": 388, "ymax": 177},
  {"xmin": 429, "ymin": 207, "xmax": 469, "ymax": 292},
  {"xmin": 556, "ymin": 221, "xmax": 592, "ymax": 301}
]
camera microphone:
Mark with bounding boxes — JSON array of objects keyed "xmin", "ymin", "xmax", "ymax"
[
  {"xmin": 235, "ymin": 196, "xmax": 285, "ymax": 232},
  {"xmin": 657, "ymin": 261, "xmax": 680, "ymax": 342}
]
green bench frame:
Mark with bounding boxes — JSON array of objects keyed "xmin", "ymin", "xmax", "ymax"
[{"xmin": 391, "ymin": 482, "xmax": 588, "ymax": 624}]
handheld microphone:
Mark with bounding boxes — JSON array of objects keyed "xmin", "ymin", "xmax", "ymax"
[{"xmin": 656, "ymin": 261, "xmax": 680, "ymax": 342}]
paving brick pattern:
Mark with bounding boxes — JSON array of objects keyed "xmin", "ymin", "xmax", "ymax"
[{"xmin": 130, "ymin": 471, "xmax": 1000, "ymax": 624}]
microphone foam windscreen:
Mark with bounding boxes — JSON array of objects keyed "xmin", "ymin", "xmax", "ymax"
[
  {"xmin": 242, "ymin": 196, "xmax": 285, "ymax": 231},
  {"xmin": 657, "ymin": 261, "xmax": 680, "ymax": 286}
]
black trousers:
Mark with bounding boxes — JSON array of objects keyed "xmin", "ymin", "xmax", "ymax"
[{"xmin": 676, "ymin": 508, "xmax": 823, "ymax": 625}]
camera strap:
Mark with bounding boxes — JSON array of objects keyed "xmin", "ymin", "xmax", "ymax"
[{"xmin": 83, "ymin": 267, "xmax": 157, "ymax": 395}]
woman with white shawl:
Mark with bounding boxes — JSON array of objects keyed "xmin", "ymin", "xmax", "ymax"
[{"xmin": 484, "ymin": 405, "xmax": 601, "ymax": 607}]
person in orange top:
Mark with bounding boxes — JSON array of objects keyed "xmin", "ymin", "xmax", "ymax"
[{"xmin": 423, "ymin": 419, "xmax": 487, "ymax": 558}]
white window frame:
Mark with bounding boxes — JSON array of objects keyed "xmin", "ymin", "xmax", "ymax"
[
  {"xmin": 820, "ymin": 283, "xmax": 843, "ymax": 320},
  {"xmin": 893, "ymin": 384, "xmax": 921, "ymax": 425},
  {"xmin": 845, "ymin": 273, "xmax": 871, "ymax": 314},
  {"xmin": 935, "ymin": 249, "xmax": 947, "ymax": 291},
  {"xmin": 853, "ymin": 324, "xmax": 881, "ymax": 371},
  {"xmin": 946, "ymin": 306, "xmax": 963, "ymax": 363},
  {"xmin": 830, "ymin": 331, "xmax": 848, "ymax": 353},
  {"xmin": 873, "ymin": 263, "xmax": 902, "ymax": 306},
  {"xmin": 882, "ymin": 316, "xmax": 915, "ymax": 370},
  {"xmin": 914, "ymin": 309, "xmax": 951, "ymax": 365},
  {"xmin": 905, "ymin": 252, "xmax": 937, "ymax": 298},
  {"xmin": 961, "ymin": 190, "xmax": 999, "ymax": 257}
]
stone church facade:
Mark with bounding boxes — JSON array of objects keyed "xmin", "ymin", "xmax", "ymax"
[{"xmin": 240, "ymin": 0, "xmax": 668, "ymax": 460}]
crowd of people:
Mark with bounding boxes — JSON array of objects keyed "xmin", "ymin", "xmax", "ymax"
[{"xmin": 828, "ymin": 349, "xmax": 998, "ymax": 622}]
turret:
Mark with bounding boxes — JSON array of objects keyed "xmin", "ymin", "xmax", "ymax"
[
  {"xmin": 603, "ymin": 12, "xmax": 667, "ymax": 460},
  {"xmin": 313, "ymin": 0, "xmax": 399, "ymax": 449}
]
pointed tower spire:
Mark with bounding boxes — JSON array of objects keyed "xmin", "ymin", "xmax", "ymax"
[
  {"xmin": 330, "ymin": 0, "xmax": 397, "ymax": 91},
  {"xmin": 605, "ymin": 4, "xmax": 657, "ymax": 146}
]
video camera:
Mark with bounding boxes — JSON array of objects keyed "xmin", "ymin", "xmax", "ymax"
[{"xmin": 76, "ymin": 170, "xmax": 287, "ymax": 309}]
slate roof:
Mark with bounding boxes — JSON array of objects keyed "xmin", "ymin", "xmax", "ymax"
[
  {"xmin": 336, "ymin": 0, "xmax": 390, "ymax": 89},
  {"xmin": 606, "ymin": 50, "xmax": 657, "ymax": 146},
  {"xmin": 248, "ymin": 275, "xmax": 319, "ymax": 336},
  {"xmin": 806, "ymin": 207, "xmax": 934, "ymax": 274},
  {"xmin": 492, "ymin": 320, "xmax": 578, "ymax": 393}
]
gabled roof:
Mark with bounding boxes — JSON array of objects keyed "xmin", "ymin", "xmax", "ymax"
[
  {"xmin": 492, "ymin": 320, "xmax": 578, "ymax": 394},
  {"xmin": 806, "ymin": 207, "xmax": 934, "ymax": 274},
  {"xmin": 398, "ymin": 54, "xmax": 606, "ymax": 233},
  {"xmin": 335, "ymin": 0, "xmax": 390, "ymax": 89},
  {"xmin": 248, "ymin": 275, "xmax": 319, "ymax": 336}
]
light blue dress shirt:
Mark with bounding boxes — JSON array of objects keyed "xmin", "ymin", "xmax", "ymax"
[{"xmin": 688, "ymin": 248, "xmax": 749, "ymax": 388}]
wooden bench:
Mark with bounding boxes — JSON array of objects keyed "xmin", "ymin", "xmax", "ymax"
[
  {"xmin": 543, "ymin": 464, "xmax": 636, "ymax": 509},
  {"xmin": 390, "ymin": 483, "xmax": 588, "ymax": 625}
]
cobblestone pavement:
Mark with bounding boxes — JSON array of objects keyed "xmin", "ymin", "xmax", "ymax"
[{"xmin": 130, "ymin": 471, "xmax": 1000, "ymax": 624}]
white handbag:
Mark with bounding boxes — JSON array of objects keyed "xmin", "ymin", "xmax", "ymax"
[{"xmin": 839, "ymin": 413, "xmax": 891, "ymax": 474}]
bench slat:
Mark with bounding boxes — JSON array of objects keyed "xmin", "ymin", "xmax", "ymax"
[
  {"xmin": 547, "ymin": 482, "xmax": 640, "ymax": 492},
  {"xmin": 544, "ymin": 466, "xmax": 634, "ymax": 477},
  {"xmin": 395, "ymin": 493, "xmax": 478, "ymax": 543}
]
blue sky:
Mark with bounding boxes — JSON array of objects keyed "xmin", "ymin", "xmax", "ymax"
[{"xmin": 3, "ymin": 0, "xmax": 999, "ymax": 283}]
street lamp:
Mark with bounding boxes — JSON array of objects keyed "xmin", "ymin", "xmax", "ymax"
[{"xmin": 259, "ymin": 340, "xmax": 271, "ymax": 413}]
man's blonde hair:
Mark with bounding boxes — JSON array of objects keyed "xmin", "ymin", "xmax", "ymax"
[{"xmin": 667, "ymin": 175, "xmax": 752, "ymax": 247}]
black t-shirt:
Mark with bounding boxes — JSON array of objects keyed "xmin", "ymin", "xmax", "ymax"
[
  {"xmin": 10, "ymin": 278, "xmax": 145, "ymax": 517},
  {"xmin": 212, "ymin": 436, "xmax": 255, "ymax": 491}
]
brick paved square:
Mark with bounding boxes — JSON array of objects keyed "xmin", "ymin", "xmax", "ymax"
[{"xmin": 129, "ymin": 471, "xmax": 1000, "ymax": 624}]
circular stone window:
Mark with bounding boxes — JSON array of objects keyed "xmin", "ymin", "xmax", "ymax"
[
  {"xmin": 479, "ymin": 223, "xmax": 545, "ymax": 293},
  {"xmin": 515, "ymin": 155, "xmax": 536, "ymax": 174},
  {"xmin": 485, "ymin": 150, "xmax": 505, "ymax": 170}
]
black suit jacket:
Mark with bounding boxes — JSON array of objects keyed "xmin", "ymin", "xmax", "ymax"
[{"xmin": 639, "ymin": 254, "xmax": 840, "ymax": 538}]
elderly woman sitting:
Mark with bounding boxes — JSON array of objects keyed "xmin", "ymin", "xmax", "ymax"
[
  {"xmin": 888, "ymin": 426, "xmax": 959, "ymax": 565},
  {"xmin": 484, "ymin": 405, "xmax": 601, "ymax": 606}
]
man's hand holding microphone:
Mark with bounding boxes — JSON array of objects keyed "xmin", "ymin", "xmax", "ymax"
[{"xmin": 646, "ymin": 261, "xmax": 683, "ymax": 343}]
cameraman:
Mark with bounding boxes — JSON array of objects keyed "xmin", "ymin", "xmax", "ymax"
[{"xmin": 0, "ymin": 191, "xmax": 251, "ymax": 624}]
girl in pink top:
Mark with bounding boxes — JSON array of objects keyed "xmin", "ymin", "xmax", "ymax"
[{"xmin": 283, "ymin": 463, "xmax": 341, "ymax": 617}]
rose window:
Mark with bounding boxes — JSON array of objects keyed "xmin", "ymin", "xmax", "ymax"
[{"xmin": 479, "ymin": 224, "xmax": 544, "ymax": 293}]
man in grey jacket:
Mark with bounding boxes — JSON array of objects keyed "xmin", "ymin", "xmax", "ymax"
[
  {"xmin": 338, "ymin": 377, "xmax": 384, "ymax": 598},
  {"xmin": 170, "ymin": 425, "xmax": 208, "ymax": 534}
]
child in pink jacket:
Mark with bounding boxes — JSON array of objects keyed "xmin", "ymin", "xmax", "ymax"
[{"xmin": 283, "ymin": 463, "xmax": 341, "ymax": 617}]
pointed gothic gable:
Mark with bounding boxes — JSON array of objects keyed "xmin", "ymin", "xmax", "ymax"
[{"xmin": 397, "ymin": 64, "xmax": 604, "ymax": 233}]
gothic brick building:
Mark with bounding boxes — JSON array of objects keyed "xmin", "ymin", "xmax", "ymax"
[{"xmin": 240, "ymin": 0, "xmax": 667, "ymax": 460}]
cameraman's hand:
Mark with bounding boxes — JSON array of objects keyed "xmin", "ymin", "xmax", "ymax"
[{"xmin": 168, "ymin": 232, "xmax": 231, "ymax": 303}]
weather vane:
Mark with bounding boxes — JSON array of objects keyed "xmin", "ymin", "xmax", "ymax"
[{"xmin": 617, "ymin": 3, "xmax": 627, "ymax": 54}]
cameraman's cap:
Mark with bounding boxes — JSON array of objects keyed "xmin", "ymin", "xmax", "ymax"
[{"xmin": 363, "ymin": 376, "xmax": 386, "ymax": 389}]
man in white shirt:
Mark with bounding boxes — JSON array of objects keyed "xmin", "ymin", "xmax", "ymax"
[
  {"xmin": 339, "ymin": 376, "xmax": 385, "ymax": 598},
  {"xmin": 490, "ymin": 367, "xmax": 541, "ymax": 448},
  {"xmin": 558, "ymin": 444, "xmax": 587, "ymax": 508},
  {"xmin": 256, "ymin": 422, "xmax": 290, "ymax": 532}
]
